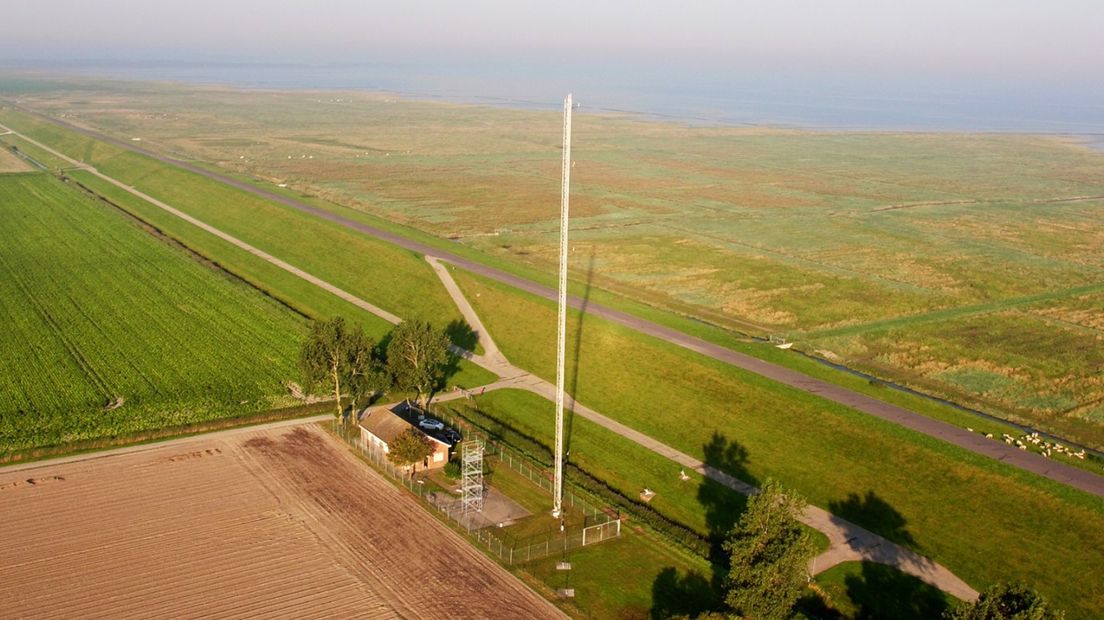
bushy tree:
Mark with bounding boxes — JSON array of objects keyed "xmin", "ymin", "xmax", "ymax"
[
  {"xmin": 724, "ymin": 478, "xmax": 815, "ymax": 620},
  {"xmin": 946, "ymin": 582, "xmax": 1064, "ymax": 620},
  {"xmin": 299, "ymin": 317, "xmax": 385, "ymax": 422},
  {"xmin": 386, "ymin": 320, "xmax": 451, "ymax": 408},
  {"xmin": 387, "ymin": 427, "xmax": 435, "ymax": 472},
  {"xmin": 344, "ymin": 339, "xmax": 389, "ymax": 418}
]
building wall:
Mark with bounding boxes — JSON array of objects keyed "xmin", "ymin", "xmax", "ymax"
[
  {"xmin": 360, "ymin": 426, "xmax": 389, "ymax": 454},
  {"xmin": 360, "ymin": 426, "xmax": 451, "ymax": 470},
  {"xmin": 428, "ymin": 442, "xmax": 449, "ymax": 469}
]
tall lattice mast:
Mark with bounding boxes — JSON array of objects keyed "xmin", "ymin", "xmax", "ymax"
[{"xmin": 553, "ymin": 93, "xmax": 573, "ymax": 518}]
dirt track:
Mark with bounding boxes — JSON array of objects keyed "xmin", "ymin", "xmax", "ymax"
[{"xmin": 0, "ymin": 425, "xmax": 563, "ymax": 619}]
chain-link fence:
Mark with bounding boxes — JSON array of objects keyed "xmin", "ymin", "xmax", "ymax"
[{"xmin": 330, "ymin": 418, "xmax": 620, "ymax": 565}]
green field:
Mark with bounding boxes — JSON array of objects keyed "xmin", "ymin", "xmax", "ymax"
[
  {"xmin": 808, "ymin": 561, "xmax": 956, "ymax": 619},
  {"xmin": 0, "ymin": 108, "xmax": 466, "ymax": 340},
  {"xmin": 448, "ymin": 269, "xmax": 1104, "ymax": 619},
  {"xmin": 0, "ymin": 172, "xmax": 307, "ymax": 451},
  {"xmin": 4, "ymin": 76, "xmax": 1101, "ymax": 448},
  {"xmin": 3, "ymin": 79, "xmax": 1104, "ymax": 616}
]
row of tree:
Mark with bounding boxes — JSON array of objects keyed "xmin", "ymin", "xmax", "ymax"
[{"xmin": 298, "ymin": 317, "xmax": 452, "ymax": 421}]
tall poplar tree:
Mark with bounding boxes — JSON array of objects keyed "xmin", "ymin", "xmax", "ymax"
[
  {"xmin": 386, "ymin": 320, "xmax": 451, "ymax": 409},
  {"xmin": 299, "ymin": 317, "xmax": 385, "ymax": 422}
]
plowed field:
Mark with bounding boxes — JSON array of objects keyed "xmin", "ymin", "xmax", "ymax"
[{"xmin": 0, "ymin": 424, "xmax": 562, "ymax": 619}]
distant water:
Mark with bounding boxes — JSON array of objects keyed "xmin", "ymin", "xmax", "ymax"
[{"xmin": 6, "ymin": 59, "xmax": 1104, "ymax": 144}]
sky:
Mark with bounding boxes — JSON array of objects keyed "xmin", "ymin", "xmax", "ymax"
[
  {"xmin": 1, "ymin": 1, "xmax": 1102, "ymax": 132},
  {"xmin": 2, "ymin": 1, "xmax": 1101, "ymax": 81}
]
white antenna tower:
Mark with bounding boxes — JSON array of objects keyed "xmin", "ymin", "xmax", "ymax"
[
  {"xmin": 553, "ymin": 93, "xmax": 573, "ymax": 519},
  {"xmin": 461, "ymin": 439, "xmax": 485, "ymax": 514}
]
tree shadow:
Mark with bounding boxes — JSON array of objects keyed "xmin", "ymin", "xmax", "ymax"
[
  {"xmin": 843, "ymin": 562, "xmax": 950, "ymax": 619},
  {"xmin": 565, "ymin": 251, "xmax": 596, "ymax": 461},
  {"xmin": 445, "ymin": 318, "xmax": 478, "ymax": 353},
  {"xmin": 698, "ymin": 432, "xmax": 757, "ymax": 562},
  {"xmin": 439, "ymin": 320, "xmax": 473, "ymax": 391},
  {"xmin": 644, "ymin": 431, "xmax": 757, "ymax": 617},
  {"xmin": 793, "ymin": 590, "xmax": 845, "ymax": 619},
  {"xmin": 827, "ymin": 491, "xmax": 916, "ymax": 548},
  {"xmin": 649, "ymin": 567, "xmax": 722, "ymax": 619}
]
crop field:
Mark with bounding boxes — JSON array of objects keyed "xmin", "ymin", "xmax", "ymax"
[
  {"xmin": 4, "ymin": 77, "xmax": 1101, "ymax": 447},
  {"xmin": 0, "ymin": 107, "xmax": 467, "ymax": 338},
  {"xmin": 449, "ymin": 269, "xmax": 1104, "ymax": 618},
  {"xmin": 0, "ymin": 424, "xmax": 562, "ymax": 619},
  {"xmin": 0, "ymin": 173, "xmax": 307, "ymax": 452}
]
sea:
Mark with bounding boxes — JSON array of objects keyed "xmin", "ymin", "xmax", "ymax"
[{"xmin": 6, "ymin": 59, "xmax": 1104, "ymax": 149}]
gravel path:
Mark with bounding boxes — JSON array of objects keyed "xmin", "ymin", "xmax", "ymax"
[
  {"xmin": 425, "ymin": 252, "xmax": 979, "ymax": 601},
  {"xmin": 10, "ymin": 108, "xmax": 1099, "ymax": 500},
  {"xmin": 7, "ymin": 109, "xmax": 1098, "ymax": 600}
]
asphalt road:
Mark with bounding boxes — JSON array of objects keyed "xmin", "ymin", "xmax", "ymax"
[{"xmin": 21, "ymin": 107, "xmax": 1104, "ymax": 499}]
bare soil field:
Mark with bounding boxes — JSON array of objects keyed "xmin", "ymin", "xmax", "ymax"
[{"xmin": 0, "ymin": 424, "xmax": 562, "ymax": 619}]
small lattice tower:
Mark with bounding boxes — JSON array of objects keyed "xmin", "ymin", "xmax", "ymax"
[{"xmin": 461, "ymin": 439, "xmax": 485, "ymax": 513}]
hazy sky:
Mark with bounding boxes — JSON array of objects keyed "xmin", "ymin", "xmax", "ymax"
[{"xmin": 2, "ymin": 0, "xmax": 1102, "ymax": 83}]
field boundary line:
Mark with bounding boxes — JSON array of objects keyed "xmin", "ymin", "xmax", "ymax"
[
  {"xmin": 0, "ymin": 122, "xmax": 402, "ymax": 327},
  {"xmin": 0, "ymin": 415, "xmax": 331, "ymax": 475},
  {"xmin": 6, "ymin": 111, "xmax": 1102, "ymax": 493},
  {"xmin": 805, "ymin": 281, "xmax": 1104, "ymax": 339},
  {"xmin": 425, "ymin": 251, "xmax": 980, "ymax": 601}
]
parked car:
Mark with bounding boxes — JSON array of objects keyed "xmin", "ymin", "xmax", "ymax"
[
  {"xmin": 418, "ymin": 417, "xmax": 445, "ymax": 431},
  {"xmin": 443, "ymin": 429, "xmax": 462, "ymax": 443}
]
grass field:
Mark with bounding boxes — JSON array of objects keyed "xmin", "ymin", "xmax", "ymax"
[
  {"xmin": 448, "ymin": 268, "xmax": 1104, "ymax": 619},
  {"xmin": 3, "ymin": 76, "xmax": 1100, "ymax": 448},
  {"xmin": 817, "ymin": 306, "xmax": 1104, "ymax": 446},
  {"xmin": 0, "ymin": 173, "xmax": 306, "ymax": 452},
  {"xmin": 808, "ymin": 561, "xmax": 956, "ymax": 619},
  {"xmin": 2, "ymin": 79, "xmax": 1104, "ymax": 615},
  {"xmin": 0, "ymin": 107, "xmax": 466, "ymax": 338},
  {"xmin": 441, "ymin": 390, "xmax": 977, "ymax": 619}
]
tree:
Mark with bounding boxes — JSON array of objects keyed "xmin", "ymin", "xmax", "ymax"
[
  {"xmin": 299, "ymin": 317, "xmax": 385, "ymax": 422},
  {"xmin": 723, "ymin": 478, "xmax": 815, "ymax": 620},
  {"xmin": 946, "ymin": 582, "xmax": 1064, "ymax": 620},
  {"xmin": 387, "ymin": 427, "xmax": 435, "ymax": 473},
  {"xmin": 344, "ymin": 337, "xmax": 389, "ymax": 418},
  {"xmin": 386, "ymin": 320, "xmax": 451, "ymax": 409}
]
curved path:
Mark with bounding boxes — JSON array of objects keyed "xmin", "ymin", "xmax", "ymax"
[
  {"xmin": 10, "ymin": 107, "xmax": 1101, "ymax": 500},
  {"xmin": 427, "ymin": 255, "xmax": 979, "ymax": 601},
  {"xmin": 5, "ymin": 120, "xmax": 976, "ymax": 599}
]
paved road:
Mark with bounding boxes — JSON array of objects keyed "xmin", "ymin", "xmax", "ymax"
[
  {"xmin": 10, "ymin": 108, "xmax": 1104, "ymax": 499},
  {"xmin": 2, "ymin": 116, "xmax": 979, "ymax": 598},
  {"xmin": 425, "ymin": 256, "xmax": 979, "ymax": 600}
]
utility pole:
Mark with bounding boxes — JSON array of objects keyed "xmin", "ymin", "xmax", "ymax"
[{"xmin": 553, "ymin": 93, "xmax": 572, "ymax": 518}]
